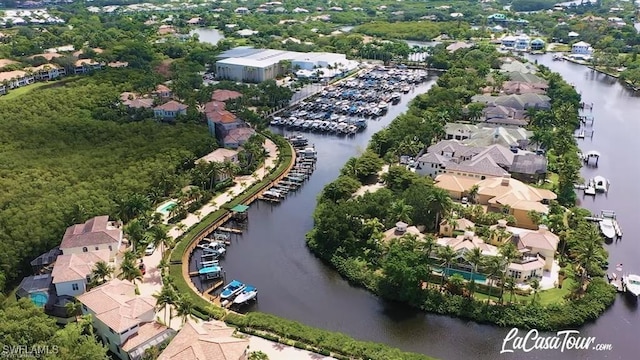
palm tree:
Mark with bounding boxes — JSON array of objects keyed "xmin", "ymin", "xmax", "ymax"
[
  {"xmin": 484, "ymin": 256, "xmax": 505, "ymax": 305},
  {"xmin": 530, "ymin": 278, "xmax": 541, "ymax": 304},
  {"xmin": 65, "ymin": 300, "xmax": 82, "ymax": 319},
  {"xmin": 504, "ymin": 277, "xmax": 517, "ymax": 304},
  {"xmin": 389, "ymin": 199, "xmax": 413, "ymax": 224},
  {"xmin": 118, "ymin": 256, "xmax": 143, "ymax": 284},
  {"xmin": 467, "ymin": 185, "xmax": 479, "ymax": 204},
  {"xmin": 91, "ymin": 261, "xmax": 114, "ymax": 286},
  {"xmin": 175, "ymin": 296, "xmax": 195, "ymax": 325},
  {"xmin": 499, "ymin": 242, "xmax": 520, "ymax": 302},
  {"xmin": 222, "ymin": 160, "xmax": 239, "ymax": 180},
  {"xmin": 464, "ymin": 247, "xmax": 484, "ymax": 296},
  {"xmin": 146, "ymin": 225, "xmax": 170, "ymax": 254},
  {"xmin": 124, "ymin": 219, "xmax": 146, "ymax": 253},
  {"xmin": 419, "ymin": 235, "xmax": 437, "ymax": 288},
  {"xmin": 154, "ymin": 284, "xmax": 178, "ymax": 324},
  {"xmin": 428, "ymin": 188, "xmax": 453, "ymax": 231},
  {"xmin": 438, "ymin": 245, "xmax": 456, "ymax": 287}
]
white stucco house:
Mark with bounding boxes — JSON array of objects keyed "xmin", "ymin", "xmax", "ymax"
[
  {"xmin": 77, "ymin": 279, "xmax": 175, "ymax": 360},
  {"xmin": 51, "ymin": 250, "xmax": 110, "ymax": 297},
  {"xmin": 571, "ymin": 41, "xmax": 593, "ymax": 55},
  {"xmin": 59, "ymin": 216, "xmax": 123, "ymax": 259}
]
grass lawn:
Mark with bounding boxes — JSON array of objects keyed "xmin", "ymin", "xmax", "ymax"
[
  {"xmin": 473, "ymin": 276, "xmax": 573, "ymax": 306},
  {"xmin": 0, "ymin": 82, "xmax": 51, "ymax": 101},
  {"xmin": 533, "ymin": 172, "xmax": 559, "ymax": 191}
]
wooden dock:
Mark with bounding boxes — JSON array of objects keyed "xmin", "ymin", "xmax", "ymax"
[
  {"xmin": 218, "ymin": 227, "xmax": 243, "ymax": 234},
  {"xmin": 203, "ymin": 280, "xmax": 225, "ymax": 303},
  {"xmin": 259, "ymin": 196, "xmax": 281, "ymax": 203}
]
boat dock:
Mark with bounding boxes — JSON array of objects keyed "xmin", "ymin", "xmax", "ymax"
[
  {"xmin": 218, "ymin": 227, "xmax": 243, "ymax": 234},
  {"xmin": 608, "ymin": 274, "xmax": 624, "ymax": 292},
  {"xmin": 202, "ymin": 280, "xmax": 225, "ymax": 303},
  {"xmin": 585, "ymin": 210, "xmax": 623, "ymax": 239}
]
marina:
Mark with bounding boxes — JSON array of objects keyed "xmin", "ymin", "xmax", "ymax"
[
  {"xmin": 270, "ymin": 67, "xmax": 429, "ymax": 137},
  {"xmin": 259, "ymin": 139, "xmax": 317, "ymax": 204}
]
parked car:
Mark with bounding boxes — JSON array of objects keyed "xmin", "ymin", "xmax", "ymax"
[
  {"xmin": 145, "ymin": 244, "xmax": 155, "ymax": 256},
  {"xmin": 461, "ymin": 197, "xmax": 469, "ymax": 205}
]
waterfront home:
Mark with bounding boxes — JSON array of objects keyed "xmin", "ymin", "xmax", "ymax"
[
  {"xmin": 489, "ymin": 220, "xmax": 559, "ymax": 272},
  {"xmin": 197, "ymin": 148, "xmax": 240, "ymax": 181},
  {"xmin": 59, "ymin": 215, "xmax": 123, "ymax": 259},
  {"xmin": 505, "ymin": 71, "xmax": 546, "ymax": 84},
  {"xmin": 500, "ymin": 81, "xmax": 548, "ymax": 95},
  {"xmin": 434, "ymin": 174, "xmax": 556, "ymax": 229},
  {"xmin": 571, "ymin": 41, "xmax": 593, "ymax": 56},
  {"xmin": 530, "ymin": 38, "xmax": 545, "ymax": 51},
  {"xmin": 488, "ymin": 13, "xmax": 507, "ymax": 22},
  {"xmin": 500, "ymin": 35, "xmax": 517, "ymax": 48},
  {"xmin": 153, "ymin": 100, "xmax": 188, "ymax": 120},
  {"xmin": 77, "ymin": 279, "xmax": 176, "ymax": 360},
  {"xmin": 437, "ymin": 231, "xmax": 499, "ymax": 257},
  {"xmin": 499, "ymin": 59, "xmax": 537, "ymax": 74},
  {"xmin": 51, "ymin": 250, "xmax": 110, "ymax": 297},
  {"xmin": 444, "ymin": 124, "xmax": 533, "ymax": 148},
  {"xmin": 158, "ymin": 320, "xmax": 249, "ymax": 360},
  {"xmin": 471, "ymin": 93, "xmax": 551, "ymax": 110},
  {"xmin": 383, "ymin": 221, "xmax": 424, "ymax": 242},
  {"xmin": 223, "ymin": 127, "xmax": 256, "ymax": 149},
  {"xmin": 211, "ymin": 89, "xmax": 243, "ymax": 102},
  {"xmin": 514, "ymin": 35, "xmax": 530, "ymax": 52},
  {"xmin": 482, "ymin": 105, "xmax": 528, "ymax": 127},
  {"xmin": 439, "ymin": 218, "xmax": 476, "ymax": 237},
  {"xmin": 28, "ymin": 64, "xmax": 65, "ymax": 81}
]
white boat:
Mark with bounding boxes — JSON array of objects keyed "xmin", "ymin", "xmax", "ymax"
[
  {"xmin": 623, "ymin": 274, "xmax": 640, "ymax": 297},
  {"xmin": 220, "ymin": 280, "xmax": 246, "ymax": 300},
  {"xmin": 232, "ymin": 285, "xmax": 257, "ymax": 305},
  {"xmin": 593, "ymin": 176, "xmax": 609, "ymax": 193},
  {"xmin": 599, "ymin": 218, "xmax": 616, "ymax": 239}
]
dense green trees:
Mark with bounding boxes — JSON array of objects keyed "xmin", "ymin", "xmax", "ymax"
[
  {"xmin": 0, "ymin": 74, "xmax": 215, "ymax": 291},
  {"xmin": 0, "ymin": 299, "xmax": 108, "ymax": 359}
]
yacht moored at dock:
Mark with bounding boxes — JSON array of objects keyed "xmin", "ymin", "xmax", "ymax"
[
  {"xmin": 623, "ymin": 274, "xmax": 640, "ymax": 297},
  {"xmin": 593, "ymin": 176, "xmax": 610, "ymax": 193},
  {"xmin": 232, "ymin": 285, "xmax": 258, "ymax": 306}
]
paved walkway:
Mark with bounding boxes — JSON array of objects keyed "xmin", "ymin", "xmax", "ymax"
[
  {"xmin": 247, "ymin": 336, "xmax": 335, "ymax": 360},
  {"xmin": 137, "ymin": 138, "xmax": 279, "ymax": 306}
]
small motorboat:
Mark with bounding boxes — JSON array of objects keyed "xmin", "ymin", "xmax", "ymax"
[
  {"xmin": 623, "ymin": 274, "xmax": 640, "ymax": 297},
  {"xmin": 232, "ymin": 285, "xmax": 258, "ymax": 305},
  {"xmin": 593, "ymin": 176, "xmax": 609, "ymax": 193},
  {"xmin": 220, "ymin": 280, "xmax": 246, "ymax": 300},
  {"xmin": 198, "ymin": 265, "xmax": 222, "ymax": 280},
  {"xmin": 599, "ymin": 218, "xmax": 616, "ymax": 240}
]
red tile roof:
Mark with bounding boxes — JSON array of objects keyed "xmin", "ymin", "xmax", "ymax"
[
  {"xmin": 155, "ymin": 100, "xmax": 187, "ymax": 111},
  {"xmin": 206, "ymin": 109, "xmax": 237, "ymax": 123},
  {"xmin": 60, "ymin": 216, "xmax": 122, "ymax": 250},
  {"xmin": 223, "ymin": 127, "xmax": 255, "ymax": 144},
  {"xmin": 211, "ymin": 89, "xmax": 243, "ymax": 102},
  {"xmin": 158, "ymin": 320, "xmax": 249, "ymax": 360}
]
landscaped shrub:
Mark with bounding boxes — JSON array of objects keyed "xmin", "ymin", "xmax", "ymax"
[{"xmin": 293, "ymin": 342, "xmax": 308, "ymax": 350}]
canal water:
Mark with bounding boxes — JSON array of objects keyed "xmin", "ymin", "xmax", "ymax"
[{"xmin": 204, "ymin": 57, "xmax": 638, "ymax": 358}]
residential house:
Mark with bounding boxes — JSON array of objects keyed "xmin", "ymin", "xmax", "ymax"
[
  {"xmin": 157, "ymin": 25, "xmax": 176, "ymax": 35},
  {"xmin": 30, "ymin": 246, "xmax": 62, "ymax": 274},
  {"xmin": 416, "ymin": 139, "xmax": 528, "ymax": 180},
  {"xmin": 501, "ymin": 81, "xmax": 548, "ymax": 95},
  {"xmin": 77, "ymin": 279, "xmax": 175, "ymax": 360},
  {"xmin": 211, "ymin": 89, "xmax": 243, "ymax": 102},
  {"xmin": 514, "ymin": 35, "xmax": 530, "ymax": 52},
  {"xmin": 223, "ymin": 127, "xmax": 256, "ymax": 149},
  {"xmin": 108, "ymin": 61, "xmax": 129, "ymax": 68},
  {"xmin": 571, "ymin": 41, "xmax": 593, "ymax": 55},
  {"xmin": 29, "ymin": 64, "xmax": 65, "ymax": 80},
  {"xmin": 482, "ymin": 105, "xmax": 528, "ymax": 127},
  {"xmin": 488, "ymin": 13, "xmax": 507, "ymax": 22},
  {"xmin": 500, "ymin": 35, "xmax": 517, "ymax": 48},
  {"xmin": 29, "ymin": 52, "xmax": 63, "ymax": 62},
  {"xmin": 197, "ymin": 148, "xmax": 240, "ymax": 181},
  {"xmin": 158, "ymin": 320, "xmax": 249, "ymax": 360},
  {"xmin": 471, "ymin": 93, "xmax": 551, "ymax": 110},
  {"xmin": 187, "ymin": 17, "xmax": 202, "ymax": 25},
  {"xmin": 505, "ymin": 71, "xmax": 546, "ymax": 84},
  {"xmin": 16, "ymin": 274, "xmax": 53, "ymax": 307},
  {"xmin": 444, "ymin": 124, "xmax": 533, "ymax": 149},
  {"xmin": 154, "ymin": 100, "xmax": 188, "ymax": 120},
  {"xmin": 489, "ymin": 220, "xmax": 559, "ymax": 273},
  {"xmin": 59, "ymin": 215, "xmax": 123, "ymax": 259},
  {"xmin": 74, "ymin": 59, "xmax": 102, "ymax": 74},
  {"xmin": 0, "ymin": 70, "xmax": 35, "ymax": 92},
  {"xmin": 51, "ymin": 250, "xmax": 110, "ymax": 297},
  {"xmin": 530, "ymin": 38, "xmax": 545, "ymax": 51},
  {"xmin": 73, "ymin": 47, "xmax": 104, "ymax": 58},
  {"xmin": 435, "ymin": 174, "xmax": 557, "ymax": 229},
  {"xmin": 0, "ymin": 58, "xmax": 18, "ymax": 70},
  {"xmin": 382, "ymin": 221, "xmax": 424, "ymax": 243},
  {"xmin": 446, "ymin": 42, "xmax": 474, "ymax": 53},
  {"xmin": 439, "ymin": 218, "xmax": 476, "ymax": 237},
  {"xmin": 499, "ymin": 59, "xmax": 537, "ymax": 74},
  {"xmin": 508, "ymin": 153, "xmax": 548, "ymax": 183},
  {"xmin": 205, "ymin": 103, "xmax": 243, "ymax": 136},
  {"xmin": 234, "ymin": 7, "xmax": 250, "ymax": 14},
  {"xmin": 153, "ymin": 84, "xmax": 172, "ymax": 99}
]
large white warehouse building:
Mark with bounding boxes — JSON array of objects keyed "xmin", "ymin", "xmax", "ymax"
[{"xmin": 215, "ymin": 47, "xmax": 358, "ymax": 83}]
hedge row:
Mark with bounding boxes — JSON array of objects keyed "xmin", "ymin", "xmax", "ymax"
[{"xmin": 225, "ymin": 312, "xmax": 436, "ymax": 360}]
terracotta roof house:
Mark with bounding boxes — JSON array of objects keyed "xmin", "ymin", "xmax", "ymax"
[
  {"xmin": 108, "ymin": 61, "xmax": 129, "ymax": 68},
  {"xmin": 73, "ymin": 48, "xmax": 104, "ymax": 58},
  {"xmin": 437, "ymin": 231, "xmax": 499, "ymax": 257},
  {"xmin": 74, "ymin": 58, "xmax": 102, "ymax": 74},
  {"xmin": 78, "ymin": 279, "xmax": 175, "ymax": 360},
  {"xmin": 0, "ymin": 58, "xmax": 18, "ymax": 69},
  {"xmin": 383, "ymin": 221, "xmax": 424, "ymax": 242},
  {"xmin": 154, "ymin": 100, "xmax": 188, "ymax": 120},
  {"xmin": 59, "ymin": 215, "xmax": 122, "ymax": 259},
  {"xmin": 158, "ymin": 320, "xmax": 249, "ymax": 360},
  {"xmin": 471, "ymin": 93, "xmax": 550, "ymax": 110},
  {"xmin": 203, "ymin": 102, "xmax": 248, "ymax": 141},
  {"xmin": 499, "ymin": 59, "xmax": 538, "ymax": 74},
  {"xmin": 446, "ymin": 41, "xmax": 474, "ymax": 53},
  {"xmin": 120, "ymin": 92, "xmax": 154, "ymax": 109},
  {"xmin": 0, "ymin": 70, "xmax": 34, "ymax": 94},
  {"xmin": 198, "ymin": 148, "xmax": 240, "ymax": 164},
  {"xmin": 158, "ymin": 25, "xmax": 176, "ymax": 35},
  {"xmin": 439, "ymin": 218, "xmax": 475, "ymax": 237},
  {"xmin": 223, "ymin": 127, "xmax": 256, "ymax": 149},
  {"xmin": 51, "ymin": 250, "xmax": 110, "ymax": 297},
  {"xmin": 505, "ymin": 71, "xmax": 546, "ymax": 84},
  {"xmin": 444, "ymin": 124, "xmax": 533, "ymax": 149},
  {"xmin": 211, "ymin": 89, "xmax": 243, "ymax": 102},
  {"xmin": 501, "ymin": 81, "xmax": 548, "ymax": 95},
  {"xmin": 154, "ymin": 84, "xmax": 172, "ymax": 98},
  {"xmin": 28, "ymin": 63, "xmax": 65, "ymax": 81},
  {"xmin": 482, "ymin": 105, "xmax": 528, "ymax": 127}
]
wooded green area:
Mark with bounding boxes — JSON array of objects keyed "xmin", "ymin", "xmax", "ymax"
[{"xmin": 0, "ymin": 72, "xmax": 215, "ymax": 290}]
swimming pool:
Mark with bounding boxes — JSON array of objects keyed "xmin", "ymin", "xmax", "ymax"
[{"xmin": 157, "ymin": 201, "xmax": 177, "ymax": 215}]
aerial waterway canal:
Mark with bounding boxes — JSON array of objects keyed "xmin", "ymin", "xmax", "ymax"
[{"xmin": 210, "ymin": 58, "xmax": 637, "ymax": 359}]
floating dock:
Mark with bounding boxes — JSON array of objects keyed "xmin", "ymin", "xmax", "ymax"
[{"xmin": 218, "ymin": 227, "xmax": 243, "ymax": 234}]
